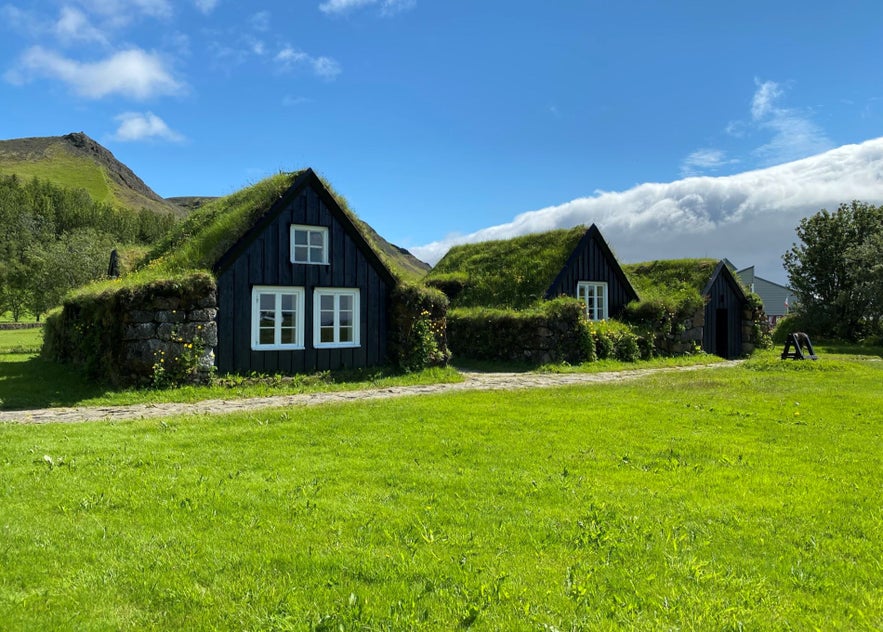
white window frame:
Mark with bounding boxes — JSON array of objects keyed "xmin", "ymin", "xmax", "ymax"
[
  {"xmin": 251, "ymin": 286, "xmax": 305, "ymax": 350},
  {"xmin": 577, "ymin": 281, "xmax": 608, "ymax": 321},
  {"xmin": 290, "ymin": 225, "xmax": 329, "ymax": 265},
  {"xmin": 313, "ymin": 288, "xmax": 361, "ymax": 349}
]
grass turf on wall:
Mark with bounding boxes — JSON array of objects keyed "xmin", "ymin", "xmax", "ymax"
[{"xmin": 1, "ymin": 353, "xmax": 880, "ymax": 629}]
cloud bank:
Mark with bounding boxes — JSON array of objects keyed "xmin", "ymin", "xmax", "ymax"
[{"xmin": 412, "ymin": 138, "xmax": 883, "ymax": 284}]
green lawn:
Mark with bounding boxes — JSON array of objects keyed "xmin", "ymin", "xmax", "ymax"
[
  {"xmin": 0, "ymin": 327, "xmax": 42, "ymax": 354},
  {"xmin": 0, "ymin": 326, "xmax": 463, "ymax": 409},
  {"xmin": 0, "ymin": 355, "xmax": 880, "ymax": 630}
]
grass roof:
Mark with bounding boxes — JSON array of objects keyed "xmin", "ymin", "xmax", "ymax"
[
  {"xmin": 623, "ymin": 259, "xmax": 721, "ymax": 300},
  {"xmin": 70, "ymin": 170, "xmax": 426, "ymax": 300},
  {"xmin": 141, "ymin": 172, "xmax": 300, "ymax": 276},
  {"xmin": 426, "ymin": 226, "xmax": 587, "ymax": 309}
]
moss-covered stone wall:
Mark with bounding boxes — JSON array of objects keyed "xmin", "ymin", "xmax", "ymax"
[{"xmin": 43, "ymin": 272, "xmax": 217, "ymax": 386}]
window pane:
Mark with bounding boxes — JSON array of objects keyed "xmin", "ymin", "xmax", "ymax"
[
  {"xmin": 339, "ymin": 295, "xmax": 352, "ymax": 311},
  {"xmin": 259, "ymin": 327, "xmax": 275, "ymax": 345},
  {"xmin": 320, "ymin": 327, "xmax": 335, "ymax": 343},
  {"xmin": 321, "ymin": 295, "xmax": 334, "ymax": 310},
  {"xmin": 309, "ymin": 231, "xmax": 324, "ymax": 247},
  {"xmin": 281, "ymin": 327, "xmax": 295, "ymax": 344},
  {"xmin": 321, "ymin": 310, "xmax": 334, "ymax": 328},
  {"xmin": 260, "ymin": 309, "xmax": 275, "ymax": 325},
  {"xmin": 339, "ymin": 326, "xmax": 353, "ymax": 343},
  {"xmin": 294, "ymin": 230, "xmax": 308, "ymax": 245},
  {"xmin": 339, "ymin": 308, "xmax": 352, "ymax": 328},
  {"xmin": 260, "ymin": 294, "xmax": 274, "ymax": 310},
  {"xmin": 309, "ymin": 246, "xmax": 324, "ymax": 263},
  {"xmin": 281, "ymin": 294, "xmax": 293, "ymax": 311},
  {"xmin": 293, "ymin": 245, "xmax": 308, "ymax": 262}
]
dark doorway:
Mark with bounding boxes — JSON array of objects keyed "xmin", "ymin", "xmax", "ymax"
[{"xmin": 715, "ymin": 308, "xmax": 729, "ymax": 358}]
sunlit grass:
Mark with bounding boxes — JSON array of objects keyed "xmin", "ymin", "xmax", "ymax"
[
  {"xmin": 0, "ymin": 350, "xmax": 463, "ymax": 410},
  {"xmin": 0, "ymin": 327, "xmax": 42, "ymax": 354},
  {"xmin": 0, "ymin": 358, "xmax": 880, "ymax": 629}
]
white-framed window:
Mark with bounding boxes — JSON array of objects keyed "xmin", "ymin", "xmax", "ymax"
[
  {"xmin": 290, "ymin": 225, "xmax": 329, "ymax": 265},
  {"xmin": 314, "ymin": 288, "xmax": 360, "ymax": 348},
  {"xmin": 251, "ymin": 286, "xmax": 305, "ymax": 350},
  {"xmin": 577, "ymin": 281, "xmax": 608, "ymax": 321}
]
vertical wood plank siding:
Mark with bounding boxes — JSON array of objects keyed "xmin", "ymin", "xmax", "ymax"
[
  {"xmin": 702, "ymin": 270, "xmax": 745, "ymax": 359},
  {"xmin": 216, "ymin": 184, "xmax": 392, "ymax": 374},
  {"xmin": 546, "ymin": 230, "xmax": 637, "ymax": 317}
]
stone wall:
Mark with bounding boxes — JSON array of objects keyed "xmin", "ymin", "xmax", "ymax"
[
  {"xmin": 43, "ymin": 272, "xmax": 219, "ymax": 387},
  {"xmin": 121, "ymin": 293, "xmax": 218, "ymax": 385},
  {"xmin": 645, "ymin": 304, "xmax": 767, "ymax": 357},
  {"xmin": 447, "ymin": 301, "xmax": 591, "ymax": 365}
]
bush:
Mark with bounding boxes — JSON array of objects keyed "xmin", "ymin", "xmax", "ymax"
[
  {"xmin": 589, "ymin": 320, "xmax": 645, "ymax": 362},
  {"xmin": 389, "ymin": 284, "xmax": 450, "ymax": 372},
  {"xmin": 771, "ymin": 313, "xmax": 819, "ymax": 344}
]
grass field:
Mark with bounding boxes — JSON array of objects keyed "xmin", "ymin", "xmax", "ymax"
[
  {"xmin": 0, "ymin": 151, "xmax": 114, "ymax": 205},
  {"xmin": 0, "ymin": 353, "xmax": 880, "ymax": 629},
  {"xmin": 0, "ymin": 327, "xmax": 42, "ymax": 355}
]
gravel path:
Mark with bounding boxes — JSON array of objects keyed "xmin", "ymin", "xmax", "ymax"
[{"xmin": 0, "ymin": 361, "xmax": 740, "ymax": 425}]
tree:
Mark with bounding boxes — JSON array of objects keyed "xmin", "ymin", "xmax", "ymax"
[
  {"xmin": 783, "ymin": 201, "xmax": 883, "ymax": 340},
  {"xmin": 25, "ymin": 229, "xmax": 116, "ymax": 319}
]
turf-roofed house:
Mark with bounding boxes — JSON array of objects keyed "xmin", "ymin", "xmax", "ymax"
[
  {"xmin": 428, "ymin": 224, "xmax": 638, "ymax": 315},
  {"xmin": 623, "ymin": 258, "xmax": 768, "ymax": 359},
  {"xmin": 44, "ymin": 169, "xmax": 447, "ymax": 385},
  {"xmin": 425, "ymin": 224, "xmax": 639, "ymax": 363}
]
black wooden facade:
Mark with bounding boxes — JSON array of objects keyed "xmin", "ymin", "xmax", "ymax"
[
  {"xmin": 701, "ymin": 261, "xmax": 748, "ymax": 359},
  {"xmin": 545, "ymin": 224, "xmax": 639, "ymax": 317},
  {"xmin": 213, "ymin": 170, "xmax": 396, "ymax": 375}
]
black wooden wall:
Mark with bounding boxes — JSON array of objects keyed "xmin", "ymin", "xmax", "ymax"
[
  {"xmin": 702, "ymin": 268, "xmax": 745, "ymax": 359},
  {"xmin": 546, "ymin": 228, "xmax": 638, "ymax": 317},
  {"xmin": 215, "ymin": 181, "xmax": 393, "ymax": 375}
]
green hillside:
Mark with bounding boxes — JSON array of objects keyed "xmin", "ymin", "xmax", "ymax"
[{"xmin": 0, "ymin": 132, "xmax": 184, "ymax": 217}]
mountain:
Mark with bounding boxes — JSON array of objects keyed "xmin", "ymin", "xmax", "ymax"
[
  {"xmin": 412, "ymin": 137, "xmax": 883, "ymax": 284},
  {"xmin": 0, "ymin": 132, "xmax": 185, "ymax": 217}
]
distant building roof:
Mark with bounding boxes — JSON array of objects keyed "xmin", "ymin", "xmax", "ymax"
[{"xmin": 736, "ymin": 266, "xmax": 798, "ymax": 317}]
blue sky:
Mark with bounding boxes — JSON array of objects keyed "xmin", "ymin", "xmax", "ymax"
[{"xmin": 2, "ymin": 1, "xmax": 883, "ymax": 280}]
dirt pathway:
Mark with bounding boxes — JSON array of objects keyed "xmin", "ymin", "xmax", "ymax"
[{"xmin": 0, "ymin": 362, "xmax": 740, "ymax": 425}]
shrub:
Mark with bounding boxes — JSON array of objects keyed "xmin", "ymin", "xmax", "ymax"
[
  {"xmin": 389, "ymin": 284, "xmax": 450, "ymax": 372},
  {"xmin": 589, "ymin": 320, "xmax": 644, "ymax": 362}
]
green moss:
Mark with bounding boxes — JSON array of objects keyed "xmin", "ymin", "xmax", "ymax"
[{"xmin": 427, "ymin": 226, "xmax": 587, "ymax": 309}]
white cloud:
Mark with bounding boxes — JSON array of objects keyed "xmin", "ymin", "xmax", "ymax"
[
  {"xmin": 319, "ymin": 0, "xmax": 415, "ymax": 16},
  {"xmin": 0, "ymin": 5, "xmax": 43, "ymax": 35},
  {"xmin": 681, "ymin": 79, "xmax": 833, "ymax": 177},
  {"xmin": 250, "ymin": 11, "xmax": 270, "ymax": 31},
  {"xmin": 412, "ymin": 138, "xmax": 883, "ymax": 284},
  {"xmin": 194, "ymin": 0, "xmax": 219, "ymax": 14},
  {"xmin": 7, "ymin": 46, "xmax": 184, "ymax": 99},
  {"xmin": 311, "ymin": 56, "xmax": 341, "ymax": 79},
  {"xmin": 275, "ymin": 46, "xmax": 341, "ymax": 80},
  {"xmin": 319, "ymin": 0, "xmax": 374, "ymax": 14},
  {"xmin": 111, "ymin": 111, "xmax": 184, "ymax": 142},
  {"xmin": 81, "ymin": 0, "xmax": 172, "ymax": 22},
  {"xmin": 54, "ymin": 6, "xmax": 108, "ymax": 45},
  {"xmin": 680, "ymin": 149, "xmax": 738, "ymax": 177}
]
